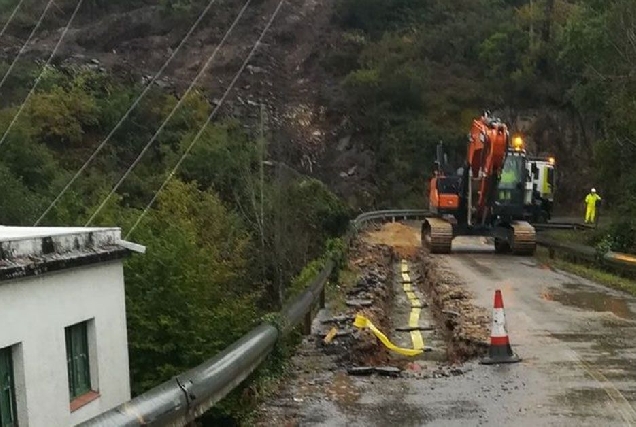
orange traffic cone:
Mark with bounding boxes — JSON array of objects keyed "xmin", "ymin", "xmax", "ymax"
[{"xmin": 481, "ymin": 289, "xmax": 521, "ymax": 365}]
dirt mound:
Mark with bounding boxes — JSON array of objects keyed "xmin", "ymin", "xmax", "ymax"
[{"xmin": 362, "ymin": 222, "xmax": 421, "ymax": 258}]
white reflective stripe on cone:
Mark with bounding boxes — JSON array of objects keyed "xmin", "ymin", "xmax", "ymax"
[{"xmin": 491, "ymin": 308, "xmax": 508, "ymax": 337}]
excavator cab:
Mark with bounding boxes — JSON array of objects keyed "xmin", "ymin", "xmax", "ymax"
[
  {"xmin": 429, "ymin": 174, "xmax": 461, "ymax": 214},
  {"xmin": 429, "ymin": 141, "xmax": 461, "ymax": 214},
  {"xmin": 493, "ymin": 149, "xmax": 527, "ymax": 219}
]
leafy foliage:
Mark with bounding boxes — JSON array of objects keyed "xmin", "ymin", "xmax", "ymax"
[
  {"xmin": 124, "ymin": 180, "xmax": 259, "ymax": 394},
  {"xmin": 0, "ymin": 60, "xmax": 351, "ymax": 421}
]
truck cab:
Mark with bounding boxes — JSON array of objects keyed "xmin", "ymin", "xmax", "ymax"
[{"xmin": 525, "ymin": 156, "xmax": 556, "ymax": 222}]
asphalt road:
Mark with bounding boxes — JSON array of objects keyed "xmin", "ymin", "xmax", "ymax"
[
  {"xmin": 427, "ymin": 235, "xmax": 636, "ymax": 426},
  {"xmin": 256, "ymin": 226, "xmax": 636, "ymax": 426}
]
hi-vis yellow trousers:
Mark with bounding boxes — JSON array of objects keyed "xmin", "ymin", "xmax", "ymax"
[{"xmin": 585, "ymin": 206, "xmax": 596, "ymax": 223}]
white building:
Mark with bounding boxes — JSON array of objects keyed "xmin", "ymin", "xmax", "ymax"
[{"xmin": 0, "ymin": 226, "xmax": 144, "ymax": 427}]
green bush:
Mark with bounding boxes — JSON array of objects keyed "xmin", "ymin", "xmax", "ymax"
[{"xmin": 606, "ymin": 221, "xmax": 636, "ymax": 253}]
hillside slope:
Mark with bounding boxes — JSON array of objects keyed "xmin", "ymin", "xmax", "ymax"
[
  {"xmin": 0, "ymin": 0, "xmax": 378, "ymax": 206},
  {"xmin": 2, "ymin": 0, "xmax": 630, "ymax": 214}
]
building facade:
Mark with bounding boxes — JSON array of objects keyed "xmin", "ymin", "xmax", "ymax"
[{"xmin": 0, "ymin": 226, "xmax": 143, "ymax": 426}]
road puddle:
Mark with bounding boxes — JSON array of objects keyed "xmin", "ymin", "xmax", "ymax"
[{"xmin": 541, "ymin": 283, "xmax": 634, "ymax": 320}]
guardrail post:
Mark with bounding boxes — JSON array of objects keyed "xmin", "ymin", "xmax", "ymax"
[
  {"xmin": 319, "ymin": 287, "xmax": 326, "ymax": 309},
  {"xmin": 303, "ymin": 310, "xmax": 312, "ymax": 335}
]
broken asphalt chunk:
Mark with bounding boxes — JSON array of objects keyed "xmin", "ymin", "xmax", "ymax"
[
  {"xmin": 395, "ymin": 325, "xmax": 435, "ymax": 332},
  {"xmin": 411, "ymin": 302, "xmax": 429, "ymax": 308},
  {"xmin": 347, "ymin": 366, "xmax": 374, "ymax": 376},
  {"xmin": 320, "ymin": 315, "xmax": 355, "ymax": 324},
  {"xmin": 442, "ymin": 309, "xmax": 460, "ymax": 317},
  {"xmin": 346, "ymin": 299, "xmax": 373, "ymax": 308},
  {"xmin": 375, "ymin": 366, "xmax": 401, "ymax": 377}
]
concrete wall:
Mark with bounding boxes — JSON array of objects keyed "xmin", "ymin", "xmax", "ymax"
[{"xmin": 0, "ymin": 260, "xmax": 130, "ymax": 426}]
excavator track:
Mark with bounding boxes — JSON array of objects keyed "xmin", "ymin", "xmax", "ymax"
[
  {"xmin": 509, "ymin": 220, "xmax": 536, "ymax": 255},
  {"xmin": 421, "ymin": 217, "xmax": 454, "ymax": 254}
]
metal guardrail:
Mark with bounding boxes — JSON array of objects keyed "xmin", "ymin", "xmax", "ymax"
[
  {"xmin": 536, "ymin": 235, "xmax": 636, "ymax": 276},
  {"xmin": 81, "ymin": 209, "xmax": 636, "ymax": 426},
  {"xmin": 79, "ymin": 209, "xmax": 430, "ymax": 427},
  {"xmin": 533, "ymin": 222, "xmax": 594, "ymax": 231}
]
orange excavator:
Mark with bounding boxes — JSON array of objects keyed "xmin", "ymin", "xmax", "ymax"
[{"xmin": 422, "ymin": 112, "xmax": 536, "ymax": 255}]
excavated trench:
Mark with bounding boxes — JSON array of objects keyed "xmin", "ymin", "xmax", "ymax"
[
  {"xmin": 254, "ymin": 222, "xmax": 491, "ymax": 425},
  {"xmin": 415, "ymin": 252, "xmax": 490, "ymax": 362},
  {"xmin": 337, "ymin": 237, "xmax": 395, "ymax": 367},
  {"xmin": 332, "ymin": 222, "xmax": 490, "ymax": 369}
]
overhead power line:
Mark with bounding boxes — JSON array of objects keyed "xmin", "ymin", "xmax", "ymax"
[
  {"xmin": 0, "ymin": 0, "xmax": 86, "ymax": 149},
  {"xmin": 0, "ymin": 0, "xmax": 57, "ymax": 94},
  {"xmin": 0, "ymin": 0, "xmax": 27, "ymax": 38},
  {"xmin": 33, "ymin": 0, "xmax": 222, "ymax": 226},
  {"xmin": 83, "ymin": 0, "xmax": 258, "ymax": 226},
  {"xmin": 123, "ymin": 0, "xmax": 285, "ymax": 238}
]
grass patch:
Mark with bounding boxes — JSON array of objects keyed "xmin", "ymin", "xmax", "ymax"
[
  {"xmin": 545, "ymin": 229, "xmax": 594, "ymax": 245},
  {"xmin": 327, "ymin": 264, "xmax": 359, "ymax": 313},
  {"xmin": 536, "ymin": 247, "xmax": 636, "ymax": 296}
]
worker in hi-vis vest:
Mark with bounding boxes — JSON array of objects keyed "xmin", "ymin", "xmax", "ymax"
[{"xmin": 584, "ymin": 188, "xmax": 601, "ymax": 224}]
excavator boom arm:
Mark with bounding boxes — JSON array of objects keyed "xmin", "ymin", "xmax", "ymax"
[{"xmin": 467, "ymin": 113, "xmax": 509, "ymax": 220}]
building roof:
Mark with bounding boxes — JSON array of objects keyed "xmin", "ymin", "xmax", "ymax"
[{"xmin": 0, "ymin": 226, "xmax": 145, "ymax": 281}]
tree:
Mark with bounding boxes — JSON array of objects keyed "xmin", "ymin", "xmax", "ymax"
[{"xmin": 123, "ymin": 180, "xmax": 259, "ymax": 395}]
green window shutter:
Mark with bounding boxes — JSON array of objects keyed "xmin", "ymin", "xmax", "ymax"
[
  {"xmin": 75, "ymin": 323, "xmax": 90, "ymax": 396},
  {"xmin": 81, "ymin": 326, "xmax": 90, "ymax": 395},
  {"xmin": 0, "ymin": 347, "xmax": 17, "ymax": 427},
  {"xmin": 66, "ymin": 330, "xmax": 76, "ymax": 398},
  {"xmin": 66, "ymin": 322, "xmax": 91, "ymax": 400}
]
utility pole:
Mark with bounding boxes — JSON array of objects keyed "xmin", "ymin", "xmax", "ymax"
[
  {"xmin": 259, "ymin": 104, "xmax": 265, "ymax": 251},
  {"xmin": 275, "ymin": 158, "xmax": 284, "ymax": 308},
  {"xmin": 258, "ymin": 103, "xmax": 268, "ymax": 288}
]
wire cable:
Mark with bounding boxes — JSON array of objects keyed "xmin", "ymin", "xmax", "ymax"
[
  {"xmin": 0, "ymin": 0, "xmax": 85, "ymax": 149},
  {"xmin": 0, "ymin": 0, "xmax": 27, "ymax": 38},
  {"xmin": 122, "ymin": 0, "xmax": 285, "ymax": 238},
  {"xmin": 0, "ymin": 0, "xmax": 56, "ymax": 94},
  {"xmin": 84, "ymin": 0, "xmax": 257, "ymax": 226},
  {"xmin": 33, "ymin": 0, "xmax": 222, "ymax": 226}
]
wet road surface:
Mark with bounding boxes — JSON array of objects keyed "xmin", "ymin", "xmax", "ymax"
[
  {"xmin": 440, "ymin": 235, "xmax": 636, "ymax": 426},
  {"xmin": 257, "ymin": 225, "xmax": 636, "ymax": 426}
]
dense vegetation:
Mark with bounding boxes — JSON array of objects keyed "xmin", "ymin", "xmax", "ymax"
[
  {"xmin": 0, "ymin": 60, "xmax": 348, "ymax": 422},
  {"xmin": 329, "ymin": 0, "xmax": 636, "ymax": 250},
  {"xmin": 1, "ymin": 0, "xmax": 636, "ymax": 424}
]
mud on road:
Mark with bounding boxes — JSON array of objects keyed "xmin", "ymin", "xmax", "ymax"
[{"xmin": 254, "ymin": 223, "xmax": 491, "ymax": 426}]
